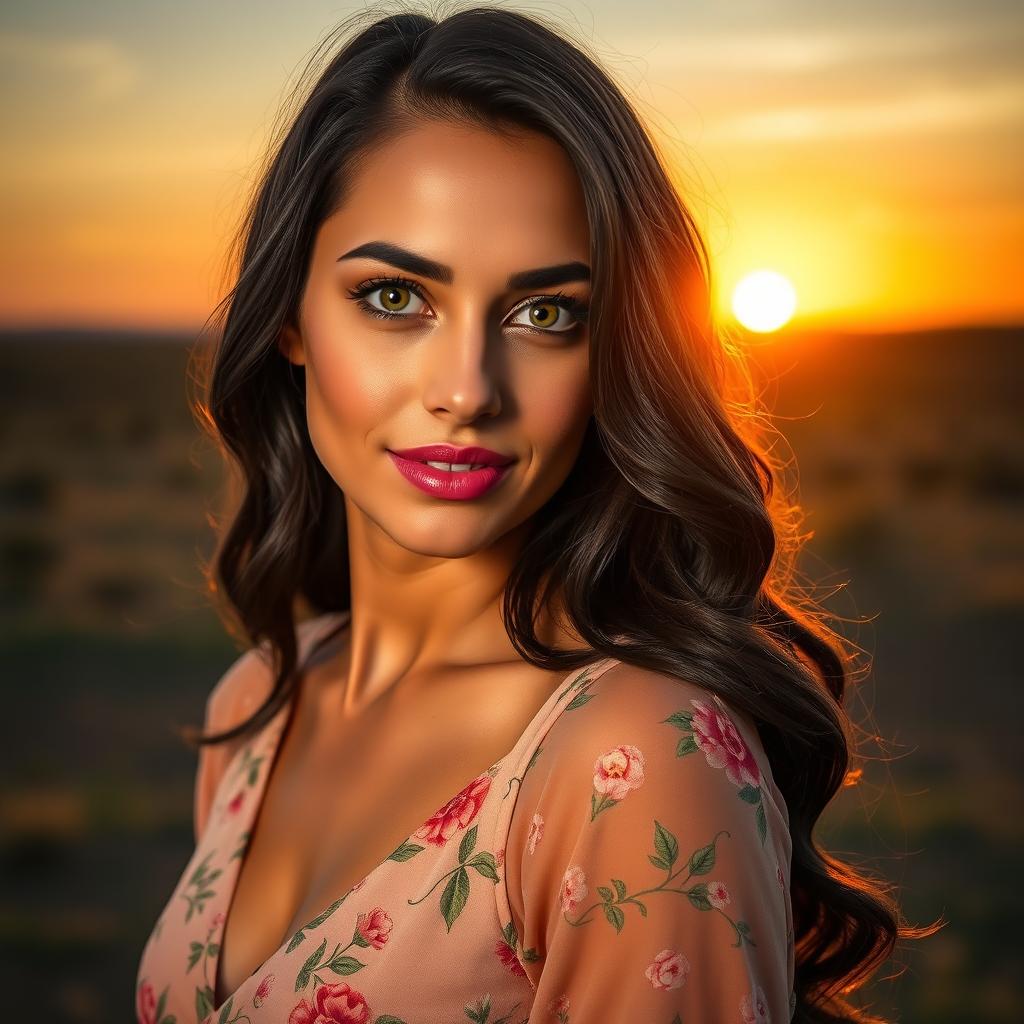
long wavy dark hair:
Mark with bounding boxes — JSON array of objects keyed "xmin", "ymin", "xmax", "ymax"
[{"xmin": 183, "ymin": 4, "xmax": 940, "ymax": 1020}]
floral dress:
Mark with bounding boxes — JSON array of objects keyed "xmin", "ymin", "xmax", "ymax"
[{"xmin": 135, "ymin": 653, "xmax": 796, "ymax": 1024}]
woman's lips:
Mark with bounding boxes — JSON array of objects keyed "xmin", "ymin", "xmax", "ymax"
[{"xmin": 386, "ymin": 450, "xmax": 513, "ymax": 500}]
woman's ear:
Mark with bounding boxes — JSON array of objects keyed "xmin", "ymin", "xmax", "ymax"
[{"xmin": 278, "ymin": 322, "xmax": 306, "ymax": 366}]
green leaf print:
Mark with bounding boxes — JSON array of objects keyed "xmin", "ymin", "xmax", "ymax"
[
  {"xmin": 187, "ymin": 940, "xmax": 204, "ymax": 970},
  {"xmin": 293, "ymin": 931, "xmax": 372, "ymax": 993},
  {"xmin": 501, "ymin": 918, "xmax": 540, "ymax": 966},
  {"xmin": 407, "ymin": 822, "xmax": 499, "ymax": 928},
  {"xmin": 464, "ymin": 992, "xmax": 528, "ymax": 1024},
  {"xmin": 284, "ymin": 893, "xmax": 350, "ymax": 953},
  {"xmin": 232, "ymin": 746, "xmax": 265, "ymax": 788},
  {"xmin": 689, "ymin": 839, "xmax": 716, "ymax": 875},
  {"xmin": 179, "ymin": 851, "xmax": 222, "ymax": 923},
  {"xmin": 651, "ymin": 819, "xmax": 678, "ymax": 869},
  {"xmin": 155, "ymin": 987, "xmax": 175, "ymax": 1024},
  {"xmin": 563, "ymin": 820, "xmax": 756, "ymax": 949},
  {"xmin": 464, "ymin": 993, "xmax": 493, "ymax": 1023},
  {"xmin": 326, "ymin": 955, "xmax": 365, "ymax": 976},
  {"xmin": 458, "ymin": 823, "xmax": 478, "ymax": 862},
  {"xmin": 589, "ymin": 790, "xmax": 619, "ymax": 820},
  {"xmin": 388, "ymin": 837, "xmax": 426, "ymax": 862},
  {"xmin": 564, "ymin": 690, "xmax": 595, "ymax": 711},
  {"xmin": 194, "ymin": 983, "xmax": 214, "ymax": 1022},
  {"xmin": 675, "ymin": 733, "xmax": 699, "ymax": 756},
  {"xmin": 468, "ymin": 850, "xmax": 500, "ymax": 882},
  {"xmin": 212, "ymin": 994, "xmax": 252, "ymax": 1024},
  {"xmin": 229, "ymin": 830, "xmax": 250, "ymax": 862},
  {"xmin": 439, "ymin": 866, "xmax": 472, "ymax": 931},
  {"xmin": 295, "ymin": 937, "xmax": 328, "ymax": 991},
  {"xmin": 556, "ymin": 665, "xmax": 596, "ymax": 703}
]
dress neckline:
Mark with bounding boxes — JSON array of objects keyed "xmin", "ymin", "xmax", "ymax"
[{"xmin": 205, "ymin": 636, "xmax": 617, "ymax": 1020}]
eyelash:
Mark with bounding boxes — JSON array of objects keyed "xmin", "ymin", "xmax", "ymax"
[{"xmin": 345, "ymin": 274, "xmax": 590, "ymax": 335}]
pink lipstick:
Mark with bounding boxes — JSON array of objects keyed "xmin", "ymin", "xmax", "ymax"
[{"xmin": 386, "ymin": 443, "xmax": 516, "ymax": 500}]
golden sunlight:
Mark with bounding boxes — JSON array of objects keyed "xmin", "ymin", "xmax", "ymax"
[{"xmin": 731, "ymin": 270, "xmax": 798, "ymax": 333}]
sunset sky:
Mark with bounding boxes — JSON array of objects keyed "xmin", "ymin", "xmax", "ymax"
[{"xmin": 2, "ymin": 0, "xmax": 1021, "ymax": 333}]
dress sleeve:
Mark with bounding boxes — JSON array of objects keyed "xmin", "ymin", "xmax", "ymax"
[
  {"xmin": 192, "ymin": 646, "xmax": 272, "ymax": 844},
  {"xmin": 503, "ymin": 664, "xmax": 795, "ymax": 1023},
  {"xmin": 192, "ymin": 688, "xmax": 233, "ymax": 845}
]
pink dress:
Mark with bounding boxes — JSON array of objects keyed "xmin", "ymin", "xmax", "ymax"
[{"xmin": 135, "ymin": 653, "xmax": 796, "ymax": 1023}]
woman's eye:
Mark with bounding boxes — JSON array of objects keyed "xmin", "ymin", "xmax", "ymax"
[
  {"xmin": 351, "ymin": 280, "xmax": 429, "ymax": 319},
  {"xmin": 347, "ymin": 277, "xmax": 588, "ymax": 334},
  {"xmin": 508, "ymin": 298, "xmax": 586, "ymax": 334}
]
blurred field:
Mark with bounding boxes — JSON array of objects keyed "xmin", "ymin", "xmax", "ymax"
[{"xmin": 0, "ymin": 325, "xmax": 1020, "ymax": 1022}]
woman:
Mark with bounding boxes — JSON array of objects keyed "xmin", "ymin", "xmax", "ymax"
[{"xmin": 135, "ymin": 6, "xmax": 931, "ymax": 1023}]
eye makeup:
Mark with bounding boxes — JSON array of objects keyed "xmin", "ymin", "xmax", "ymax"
[{"xmin": 345, "ymin": 274, "xmax": 590, "ymax": 335}]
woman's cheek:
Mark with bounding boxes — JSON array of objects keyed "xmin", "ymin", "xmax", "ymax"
[
  {"xmin": 518, "ymin": 355, "xmax": 592, "ymax": 469},
  {"xmin": 302, "ymin": 337, "xmax": 393, "ymax": 487}
]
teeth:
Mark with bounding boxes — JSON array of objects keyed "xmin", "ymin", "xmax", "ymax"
[{"xmin": 424, "ymin": 461, "xmax": 486, "ymax": 471}]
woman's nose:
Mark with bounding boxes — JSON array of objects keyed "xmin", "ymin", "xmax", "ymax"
[{"xmin": 421, "ymin": 317, "xmax": 503, "ymax": 422}]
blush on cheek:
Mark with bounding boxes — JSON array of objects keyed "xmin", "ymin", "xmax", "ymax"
[
  {"xmin": 527, "ymin": 369, "xmax": 592, "ymax": 457},
  {"xmin": 301, "ymin": 346, "xmax": 387, "ymax": 487}
]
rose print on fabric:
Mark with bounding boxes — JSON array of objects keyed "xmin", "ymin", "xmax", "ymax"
[
  {"xmin": 413, "ymin": 772, "xmax": 493, "ymax": 846},
  {"xmin": 527, "ymin": 812, "xmax": 544, "ymax": 853},
  {"xmin": 286, "ymin": 979, "xmax": 407, "ymax": 1024},
  {"xmin": 547, "ymin": 993, "xmax": 570, "ymax": 1022},
  {"xmin": 494, "ymin": 932, "xmax": 529, "ymax": 978},
  {"xmin": 252, "ymin": 973, "xmax": 274, "ymax": 1008},
  {"xmin": 405, "ymin": 770, "xmax": 502, "ymax": 931},
  {"xmin": 560, "ymin": 865, "xmax": 588, "ymax": 914},
  {"xmin": 559, "ymin": 818, "xmax": 756, "ymax": 947},
  {"xmin": 136, "ymin": 978, "xmax": 174, "ymax": 1024},
  {"xmin": 288, "ymin": 907, "xmax": 394, "ymax": 993},
  {"xmin": 498, "ymin": 917, "xmax": 540, "ymax": 976},
  {"xmin": 215, "ymin": 744, "xmax": 266, "ymax": 829},
  {"xmin": 741, "ymin": 983, "xmax": 771, "ymax": 1023},
  {"xmin": 590, "ymin": 744, "xmax": 646, "ymax": 819},
  {"xmin": 644, "ymin": 948, "xmax": 690, "ymax": 991},
  {"xmin": 356, "ymin": 907, "xmax": 393, "ymax": 949},
  {"xmin": 661, "ymin": 697, "xmax": 770, "ymax": 844},
  {"xmin": 707, "ymin": 880, "xmax": 731, "ymax": 908}
]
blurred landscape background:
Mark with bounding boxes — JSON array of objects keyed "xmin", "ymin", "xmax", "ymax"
[
  {"xmin": 2, "ymin": 0, "xmax": 1022, "ymax": 1021},
  {"xmin": 1, "ymin": 322, "xmax": 1020, "ymax": 1021}
]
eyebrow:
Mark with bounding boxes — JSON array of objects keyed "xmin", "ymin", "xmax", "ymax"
[{"xmin": 336, "ymin": 240, "xmax": 590, "ymax": 290}]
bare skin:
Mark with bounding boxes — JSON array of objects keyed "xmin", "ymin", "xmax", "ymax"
[{"xmin": 210, "ymin": 118, "xmax": 595, "ymax": 1004}]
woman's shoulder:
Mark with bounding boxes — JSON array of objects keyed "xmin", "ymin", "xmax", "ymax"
[
  {"xmin": 508, "ymin": 658, "xmax": 790, "ymax": 850},
  {"xmin": 498, "ymin": 659, "xmax": 795, "ymax": 1019},
  {"xmin": 538, "ymin": 660, "xmax": 774, "ymax": 781},
  {"xmin": 193, "ymin": 612, "xmax": 347, "ymax": 842},
  {"xmin": 205, "ymin": 611, "xmax": 348, "ymax": 727}
]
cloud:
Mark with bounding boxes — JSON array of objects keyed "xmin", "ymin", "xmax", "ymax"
[
  {"xmin": 700, "ymin": 78, "xmax": 1024, "ymax": 142},
  {"xmin": 605, "ymin": 20, "xmax": 1023, "ymax": 75},
  {"xmin": 0, "ymin": 30, "xmax": 140, "ymax": 102}
]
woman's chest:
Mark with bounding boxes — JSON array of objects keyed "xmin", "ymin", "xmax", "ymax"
[{"xmin": 213, "ymin": 666, "xmax": 563, "ymax": 1010}]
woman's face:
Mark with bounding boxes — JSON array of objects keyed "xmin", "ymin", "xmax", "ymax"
[{"xmin": 279, "ymin": 118, "xmax": 593, "ymax": 559}]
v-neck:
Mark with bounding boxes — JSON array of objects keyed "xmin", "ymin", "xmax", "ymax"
[{"xmin": 205, "ymin": 646, "xmax": 618, "ymax": 1021}]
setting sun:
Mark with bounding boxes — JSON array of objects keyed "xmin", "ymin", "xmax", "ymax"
[{"xmin": 731, "ymin": 270, "xmax": 798, "ymax": 333}]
